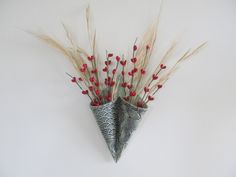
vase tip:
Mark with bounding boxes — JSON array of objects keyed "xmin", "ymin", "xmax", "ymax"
[{"xmin": 109, "ymin": 152, "xmax": 122, "ymax": 162}]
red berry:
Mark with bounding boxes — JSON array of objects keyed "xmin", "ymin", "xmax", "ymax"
[
  {"xmin": 105, "ymin": 60, "xmax": 112, "ymax": 66},
  {"xmin": 137, "ymin": 101, "xmax": 144, "ymax": 108},
  {"xmin": 120, "ymin": 60, "xmax": 127, "ymax": 66},
  {"xmin": 95, "ymin": 89, "xmax": 100, "ymax": 96},
  {"xmin": 103, "ymin": 67, "xmax": 108, "ymax": 72},
  {"xmin": 133, "ymin": 45, "xmax": 137, "ymax": 51},
  {"xmin": 95, "ymin": 82, "xmax": 99, "ymax": 87},
  {"xmin": 146, "ymin": 45, "xmax": 150, "ymax": 50},
  {"xmin": 105, "ymin": 60, "xmax": 111, "ymax": 66},
  {"xmin": 144, "ymin": 87, "xmax": 149, "ymax": 92},
  {"xmin": 87, "ymin": 56, "xmax": 94, "ymax": 61},
  {"xmin": 129, "ymin": 91, "xmax": 136, "ymax": 97},
  {"xmin": 80, "ymin": 68, "xmax": 86, "ymax": 73},
  {"xmin": 157, "ymin": 84, "xmax": 162, "ymax": 89},
  {"xmin": 89, "ymin": 77, "xmax": 95, "ymax": 83},
  {"xmin": 132, "ymin": 68, "xmax": 138, "ymax": 73},
  {"xmin": 121, "ymin": 82, "xmax": 127, "ymax": 88},
  {"xmin": 82, "ymin": 63, "xmax": 88, "ymax": 69},
  {"xmin": 105, "ymin": 77, "xmax": 111, "ymax": 86},
  {"xmin": 160, "ymin": 64, "xmax": 166, "ymax": 69},
  {"xmin": 121, "ymin": 71, "xmax": 125, "ymax": 75},
  {"xmin": 128, "ymin": 72, "xmax": 133, "ymax": 76},
  {"xmin": 140, "ymin": 68, "xmax": 146, "ymax": 75},
  {"xmin": 82, "ymin": 90, "xmax": 88, "ymax": 95},
  {"xmin": 105, "ymin": 95, "xmax": 111, "ymax": 102},
  {"xmin": 131, "ymin": 57, "xmax": 137, "ymax": 63},
  {"xmin": 110, "ymin": 81, "xmax": 115, "ymax": 87},
  {"xmin": 91, "ymin": 101, "xmax": 97, "ymax": 106},
  {"xmin": 71, "ymin": 77, "xmax": 76, "ymax": 83},
  {"xmin": 116, "ymin": 56, "xmax": 121, "ymax": 62},
  {"xmin": 152, "ymin": 74, "xmax": 158, "ymax": 80},
  {"xmin": 108, "ymin": 53, "xmax": 113, "ymax": 58},
  {"xmin": 98, "ymin": 95, "xmax": 103, "ymax": 100},
  {"xmin": 127, "ymin": 84, "xmax": 132, "ymax": 89},
  {"xmin": 78, "ymin": 77, "xmax": 83, "ymax": 81},
  {"xmin": 91, "ymin": 99, "xmax": 100, "ymax": 106},
  {"xmin": 105, "ymin": 79, "xmax": 108, "ymax": 85},
  {"xmin": 148, "ymin": 95, "xmax": 154, "ymax": 101},
  {"xmin": 89, "ymin": 86, "xmax": 93, "ymax": 91},
  {"xmin": 112, "ymin": 69, "xmax": 116, "ymax": 75},
  {"xmin": 91, "ymin": 68, "xmax": 97, "ymax": 74}
]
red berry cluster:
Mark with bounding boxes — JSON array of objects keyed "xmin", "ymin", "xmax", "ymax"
[
  {"xmin": 137, "ymin": 63, "xmax": 166, "ymax": 107},
  {"xmin": 68, "ymin": 42, "xmax": 167, "ymax": 108},
  {"xmin": 68, "ymin": 51, "xmax": 122, "ymax": 106}
]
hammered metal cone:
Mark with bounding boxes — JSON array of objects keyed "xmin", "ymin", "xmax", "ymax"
[
  {"xmin": 116, "ymin": 97, "xmax": 147, "ymax": 161},
  {"xmin": 90, "ymin": 101, "xmax": 118, "ymax": 161}
]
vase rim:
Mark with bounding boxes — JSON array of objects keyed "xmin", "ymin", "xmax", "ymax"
[
  {"xmin": 89, "ymin": 99, "xmax": 117, "ymax": 109},
  {"xmin": 118, "ymin": 96, "xmax": 148, "ymax": 110}
]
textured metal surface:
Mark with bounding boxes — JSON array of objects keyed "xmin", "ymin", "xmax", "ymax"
[
  {"xmin": 90, "ymin": 101, "xmax": 118, "ymax": 161},
  {"xmin": 90, "ymin": 97, "xmax": 148, "ymax": 162},
  {"xmin": 116, "ymin": 97, "xmax": 147, "ymax": 161}
]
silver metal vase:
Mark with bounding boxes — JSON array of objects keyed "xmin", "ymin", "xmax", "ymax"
[
  {"xmin": 116, "ymin": 97, "xmax": 147, "ymax": 161},
  {"xmin": 90, "ymin": 97, "xmax": 147, "ymax": 162},
  {"xmin": 90, "ymin": 101, "xmax": 118, "ymax": 161}
]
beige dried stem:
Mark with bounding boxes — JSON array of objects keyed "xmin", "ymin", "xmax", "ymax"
[
  {"xmin": 86, "ymin": 6, "xmax": 101, "ymax": 83},
  {"xmin": 132, "ymin": 2, "xmax": 162, "ymax": 89},
  {"xmin": 62, "ymin": 23, "xmax": 90, "ymax": 58},
  {"xmin": 112, "ymin": 75, "xmax": 121, "ymax": 101},
  {"xmin": 28, "ymin": 31, "xmax": 81, "ymax": 71},
  {"xmin": 168, "ymin": 41, "xmax": 207, "ymax": 74},
  {"xmin": 125, "ymin": 23, "xmax": 157, "ymax": 86},
  {"xmin": 86, "ymin": 5, "xmax": 97, "ymax": 55},
  {"xmin": 136, "ymin": 41, "xmax": 178, "ymax": 95},
  {"xmin": 135, "ymin": 23, "xmax": 157, "ymax": 69},
  {"xmin": 135, "ymin": 0, "xmax": 162, "ymax": 70},
  {"xmin": 149, "ymin": 42, "xmax": 207, "ymax": 95},
  {"xmin": 61, "ymin": 23, "xmax": 96, "ymax": 84},
  {"xmin": 28, "ymin": 18, "xmax": 96, "ymax": 83}
]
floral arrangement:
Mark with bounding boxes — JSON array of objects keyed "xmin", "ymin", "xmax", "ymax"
[{"xmin": 30, "ymin": 6, "xmax": 206, "ymax": 162}]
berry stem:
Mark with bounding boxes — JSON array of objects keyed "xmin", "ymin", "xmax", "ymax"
[
  {"xmin": 140, "ymin": 92, "xmax": 147, "ymax": 103},
  {"xmin": 92, "ymin": 57, "xmax": 100, "ymax": 88},
  {"xmin": 110, "ymin": 58, "xmax": 119, "ymax": 95},
  {"xmin": 142, "ymin": 68, "xmax": 163, "ymax": 102},
  {"xmin": 134, "ymin": 48, "xmax": 148, "ymax": 102},
  {"xmin": 130, "ymin": 39, "xmax": 138, "ymax": 103},
  {"xmin": 66, "ymin": 72, "xmax": 92, "ymax": 101},
  {"xmin": 105, "ymin": 50, "xmax": 110, "ymax": 90},
  {"xmin": 130, "ymin": 41, "xmax": 137, "ymax": 88},
  {"xmin": 121, "ymin": 55, "xmax": 126, "ymax": 96},
  {"xmin": 149, "ymin": 68, "xmax": 162, "ymax": 87},
  {"xmin": 152, "ymin": 80, "xmax": 167, "ymax": 96},
  {"xmin": 90, "ymin": 56, "xmax": 103, "ymax": 104}
]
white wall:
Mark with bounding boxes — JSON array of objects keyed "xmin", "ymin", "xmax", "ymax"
[{"xmin": 0, "ymin": 0, "xmax": 236, "ymax": 177}]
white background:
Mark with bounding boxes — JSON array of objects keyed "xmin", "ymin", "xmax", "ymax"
[{"xmin": 0, "ymin": 0, "xmax": 236, "ymax": 177}]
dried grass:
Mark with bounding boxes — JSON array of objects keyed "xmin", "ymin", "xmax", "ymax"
[{"xmin": 28, "ymin": 6, "xmax": 206, "ymax": 106}]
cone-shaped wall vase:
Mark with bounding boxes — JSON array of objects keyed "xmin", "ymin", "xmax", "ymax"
[
  {"xmin": 116, "ymin": 97, "xmax": 147, "ymax": 161},
  {"xmin": 90, "ymin": 101, "xmax": 118, "ymax": 161},
  {"xmin": 90, "ymin": 97, "xmax": 147, "ymax": 162}
]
